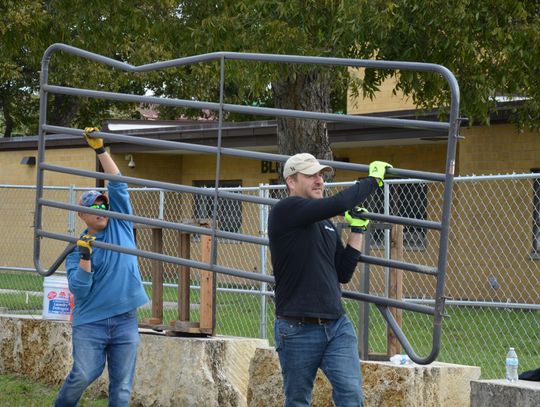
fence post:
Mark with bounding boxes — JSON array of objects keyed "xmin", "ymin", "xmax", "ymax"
[
  {"xmin": 159, "ymin": 189, "xmax": 164, "ymax": 220},
  {"xmin": 67, "ymin": 185, "xmax": 76, "ymax": 236},
  {"xmin": 358, "ymin": 227, "xmax": 372, "ymax": 360},
  {"xmin": 383, "ymin": 181, "xmax": 391, "ymax": 296},
  {"xmin": 387, "ymin": 224, "xmax": 404, "ymax": 356},
  {"xmin": 258, "ymin": 184, "xmax": 269, "ymax": 339}
]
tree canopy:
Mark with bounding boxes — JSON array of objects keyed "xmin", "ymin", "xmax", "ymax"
[
  {"xmin": 0, "ymin": 0, "xmax": 176, "ymax": 136},
  {"xmin": 1, "ymin": 0, "xmax": 539, "ymax": 147},
  {"xmin": 360, "ymin": 0, "xmax": 540, "ymax": 129}
]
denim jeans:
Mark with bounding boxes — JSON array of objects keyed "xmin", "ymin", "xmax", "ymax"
[
  {"xmin": 54, "ymin": 311, "xmax": 140, "ymax": 407},
  {"xmin": 274, "ymin": 314, "xmax": 364, "ymax": 407}
]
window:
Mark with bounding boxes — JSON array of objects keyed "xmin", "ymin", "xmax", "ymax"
[
  {"xmin": 363, "ymin": 182, "xmax": 428, "ymax": 250},
  {"xmin": 192, "ymin": 180, "xmax": 242, "ymax": 234},
  {"xmin": 532, "ymin": 169, "xmax": 540, "ymax": 259}
]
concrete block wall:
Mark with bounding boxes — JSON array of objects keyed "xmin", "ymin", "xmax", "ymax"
[
  {"xmin": 247, "ymin": 347, "xmax": 481, "ymax": 407},
  {"xmin": 471, "ymin": 379, "xmax": 540, "ymax": 407},
  {"xmin": 0, "ymin": 315, "xmax": 268, "ymax": 407},
  {"xmin": 0, "ymin": 315, "xmax": 485, "ymax": 407}
]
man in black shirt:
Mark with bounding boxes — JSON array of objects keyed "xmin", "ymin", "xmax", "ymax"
[{"xmin": 268, "ymin": 153, "xmax": 391, "ymax": 407}]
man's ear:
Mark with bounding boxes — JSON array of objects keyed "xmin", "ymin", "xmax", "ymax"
[
  {"xmin": 285, "ymin": 176, "xmax": 293, "ymax": 189},
  {"xmin": 286, "ymin": 175, "xmax": 298, "ymax": 195}
]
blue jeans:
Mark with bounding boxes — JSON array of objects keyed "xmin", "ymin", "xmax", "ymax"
[
  {"xmin": 274, "ymin": 314, "xmax": 364, "ymax": 407},
  {"xmin": 54, "ymin": 311, "xmax": 140, "ymax": 407}
]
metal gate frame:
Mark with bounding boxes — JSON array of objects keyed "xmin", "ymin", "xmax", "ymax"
[{"xmin": 34, "ymin": 43, "xmax": 461, "ymax": 364}]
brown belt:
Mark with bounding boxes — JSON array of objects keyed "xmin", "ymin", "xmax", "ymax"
[{"xmin": 277, "ymin": 315, "xmax": 335, "ymax": 325}]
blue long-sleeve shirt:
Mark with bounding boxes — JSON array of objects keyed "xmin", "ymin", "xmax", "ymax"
[
  {"xmin": 66, "ymin": 180, "xmax": 148, "ymax": 326},
  {"xmin": 268, "ymin": 177, "xmax": 378, "ymax": 319}
]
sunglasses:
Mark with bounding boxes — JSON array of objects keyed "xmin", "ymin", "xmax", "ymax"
[{"xmin": 89, "ymin": 203, "xmax": 109, "ymax": 210}]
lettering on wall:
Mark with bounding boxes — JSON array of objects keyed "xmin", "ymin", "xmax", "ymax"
[{"xmin": 261, "ymin": 160, "xmax": 279, "ymax": 174}]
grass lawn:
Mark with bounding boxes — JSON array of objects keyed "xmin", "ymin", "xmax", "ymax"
[{"xmin": 0, "ymin": 374, "xmax": 107, "ymax": 407}]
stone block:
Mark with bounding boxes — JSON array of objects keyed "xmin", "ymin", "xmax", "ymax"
[
  {"xmin": 247, "ymin": 348, "xmax": 481, "ymax": 407},
  {"xmin": 362, "ymin": 360, "xmax": 481, "ymax": 407},
  {"xmin": 0, "ymin": 315, "xmax": 72, "ymax": 385},
  {"xmin": 470, "ymin": 379, "xmax": 540, "ymax": 407},
  {"xmin": 0, "ymin": 315, "xmax": 268, "ymax": 406}
]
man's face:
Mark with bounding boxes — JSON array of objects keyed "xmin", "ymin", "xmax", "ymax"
[
  {"xmin": 287, "ymin": 172, "xmax": 325, "ymax": 199},
  {"xmin": 78, "ymin": 197, "xmax": 109, "ymax": 233}
]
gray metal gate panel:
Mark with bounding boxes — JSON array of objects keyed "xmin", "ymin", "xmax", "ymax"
[{"xmin": 34, "ymin": 43, "xmax": 461, "ymax": 364}]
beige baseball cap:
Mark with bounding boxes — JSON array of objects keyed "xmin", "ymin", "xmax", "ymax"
[{"xmin": 283, "ymin": 153, "xmax": 332, "ymax": 179}]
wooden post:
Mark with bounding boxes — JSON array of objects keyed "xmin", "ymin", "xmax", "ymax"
[
  {"xmin": 150, "ymin": 227, "xmax": 164, "ymax": 324},
  {"xmin": 199, "ymin": 232, "xmax": 215, "ymax": 335},
  {"xmin": 178, "ymin": 232, "xmax": 191, "ymax": 321},
  {"xmin": 387, "ymin": 224, "xmax": 403, "ymax": 356},
  {"xmin": 137, "ymin": 224, "xmax": 164, "ymax": 327}
]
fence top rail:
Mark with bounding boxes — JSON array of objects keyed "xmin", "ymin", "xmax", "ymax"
[
  {"xmin": 44, "ymin": 83, "xmax": 449, "ymax": 132},
  {"xmin": 41, "ymin": 44, "xmax": 459, "ymax": 133},
  {"xmin": 43, "ymin": 43, "xmax": 458, "ymax": 91}
]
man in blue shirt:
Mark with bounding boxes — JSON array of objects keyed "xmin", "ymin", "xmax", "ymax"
[
  {"xmin": 268, "ymin": 153, "xmax": 391, "ymax": 407},
  {"xmin": 54, "ymin": 128, "xmax": 148, "ymax": 407}
]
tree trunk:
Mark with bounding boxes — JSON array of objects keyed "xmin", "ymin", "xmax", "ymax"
[
  {"xmin": 271, "ymin": 68, "xmax": 334, "ymax": 182},
  {"xmin": 1, "ymin": 95, "xmax": 14, "ymax": 138},
  {"xmin": 49, "ymin": 94, "xmax": 81, "ymax": 127}
]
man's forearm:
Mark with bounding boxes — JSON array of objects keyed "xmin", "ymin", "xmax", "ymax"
[{"xmin": 97, "ymin": 150, "xmax": 120, "ymax": 175}]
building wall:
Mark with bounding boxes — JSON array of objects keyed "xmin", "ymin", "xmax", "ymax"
[
  {"xmin": 347, "ymin": 69, "xmax": 416, "ymax": 114},
  {"xmin": 0, "ymin": 148, "xmax": 95, "ymax": 186},
  {"xmin": 333, "ymin": 143, "xmax": 448, "ymax": 180},
  {"xmin": 115, "ymin": 152, "xmax": 185, "ymax": 186},
  {"xmin": 459, "ymin": 124, "xmax": 540, "ymax": 174}
]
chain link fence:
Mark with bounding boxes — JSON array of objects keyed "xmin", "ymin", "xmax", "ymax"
[{"xmin": 0, "ymin": 174, "xmax": 539, "ymax": 378}]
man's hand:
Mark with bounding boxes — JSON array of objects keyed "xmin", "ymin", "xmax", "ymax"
[
  {"xmin": 345, "ymin": 207, "xmax": 370, "ymax": 233},
  {"xmin": 83, "ymin": 127, "xmax": 105, "ymax": 154},
  {"xmin": 369, "ymin": 161, "xmax": 392, "ymax": 187},
  {"xmin": 77, "ymin": 234, "xmax": 96, "ymax": 260}
]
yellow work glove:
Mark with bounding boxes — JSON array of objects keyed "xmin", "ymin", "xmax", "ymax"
[
  {"xmin": 77, "ymin": 234, "xmax": 96, "ymax": 260},
  {"xmin": 369, "ymin": 161, "xmax": 393, "ymax": 187},
  {"xmin": 344, "ymin": 207, "xmax": 370, "ymax": 233},
  {"xmin": 83, "ymin": 127, "xmax": 105, "ymax": 154}
]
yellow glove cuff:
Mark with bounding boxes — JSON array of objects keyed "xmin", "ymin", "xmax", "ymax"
[{"xmin": 83, "ymin": 127, "xmax": 105, "ymax": 153}]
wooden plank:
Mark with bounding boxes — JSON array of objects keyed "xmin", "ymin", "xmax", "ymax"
[
  {"xmin": 178, "ymin": 232, "xmax": 191, "ymax": 321},
  {"xmin": 172, "ymin": 320, "xmax": 200, "ymax": 329},
  {"xmin": 140, "ymin": 317, "xmax": 162, "ymax": 326},
  {"xmin": 368, "ymin": 352, "xmax": 392, "ymax": 361},
  {"xmin": 387, "ymin": 224, "xmax": 404, "ymax": 356},
  {"xmin": 199, "ymin": 233, "xmax": 215, "ymax": 334}
]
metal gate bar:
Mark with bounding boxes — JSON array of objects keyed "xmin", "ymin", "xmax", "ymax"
[
  {"xmin": 42, "ymin": 124, "xmax": 446, "ymax": 182},
  {"xmin": 39, "ymin": 127, "xmax": 443, "ymax": 230},
  {"xmin": 40, "ymin": 193, "xmax": 438, "ymax": 276},
  {"xmin": 43, "ymin": 84, "xmax": 449, "ymax": 133},
  {"xmin": 37, "ymin": 229, "xmax": 436, "ymax": 317},
  {"xmin": 34, "ymin": 43, "xmax": 461, "ymax": 364},
  {"xmin": 38, "ymin": 157, "xmax": 443, "ymax": 276}
]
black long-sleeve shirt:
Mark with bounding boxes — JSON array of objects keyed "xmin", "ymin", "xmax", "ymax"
[{"xmin": 268, "ymin": 177, "xmax": 378, "ymax": 319}]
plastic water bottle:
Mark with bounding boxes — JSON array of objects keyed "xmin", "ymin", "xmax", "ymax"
[
  {"xmin": 389, "ymin": 354, "xmax": 410, "ymax": 365},
  {"xmin": 505, "ymin": 347, "xmax": 519, "ymax": 382}
]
